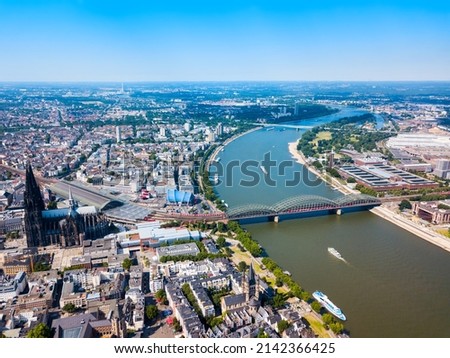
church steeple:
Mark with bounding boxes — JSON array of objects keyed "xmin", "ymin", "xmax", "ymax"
[
  {"xmin": 24, "ymin": 162, "xmax": 46, "ymax": 247},
  {"xmin": 68, "ymin": 188, "xmax": 74, "ymax": 206},
  {"xmin": 24, "ymin": 162, "xmax": 45, "ymax": 211},
  {"xmin": 242, "ymin": 261, "xmax": 259, "ymax": 301},
  {"xmin": 67, "ymin": 188, "xmax": 78, "ymax": 218},
  {"xmin": 248, "ymin": 262, "xmax": 255, "ymax": 285}
]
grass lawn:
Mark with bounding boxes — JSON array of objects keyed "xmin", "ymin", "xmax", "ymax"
[
  {"xmin": 229, "ymin": 244, "xmax": 289, "ymax": 293},
  {"xmin": 312, "ymin": 131, "xmax": 332, "ymax": 146},
  {"xmin": 436, "ymin": 228, "xmax": 450, "ymax": 238},
  {"xmin": 229, "ymin": 245, "xmax": 252, "ymax": 266},
  {"xmin": 304, "ymin": 313, "xmax": 334, "ymax": 338},
  {"xmin": 349, "ymin": 134, "xmax": 359, "ymax": 142},
  {"xmin": 316, "ymin": 131, "xmax": 332, "ymax": 140}
]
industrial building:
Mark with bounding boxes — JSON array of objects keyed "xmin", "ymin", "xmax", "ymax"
[
  {"xmin": 339, "ymin": 163, "xmax": 438, "ymax": 191},
  {"xmin": 412, "ymin": 200, "xmax": 450, "ymax": 224}
]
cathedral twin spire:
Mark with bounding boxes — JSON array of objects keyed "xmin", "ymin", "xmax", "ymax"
[{"xmin": 24, "ymin": 162, "xmax": 46, "ymax": 247}]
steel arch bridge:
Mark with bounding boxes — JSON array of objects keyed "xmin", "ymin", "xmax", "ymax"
[{"xmin": 227, "ymin": 194, "xmax": 380, "ymax": 220}]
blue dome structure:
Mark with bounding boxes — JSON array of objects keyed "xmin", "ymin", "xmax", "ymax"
[{"xmin": 166, "ymin": 189, "xmax": 194, "ymax": 205}]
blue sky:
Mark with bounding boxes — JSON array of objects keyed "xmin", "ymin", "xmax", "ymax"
[{"xmin": 0, "ymin": 0, "xmax": 449, "ymax": 81}]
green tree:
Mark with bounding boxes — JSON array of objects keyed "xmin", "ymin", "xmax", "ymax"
[
  {"xmin": 237, "ymin": 261, "xmax": 248, "ymax": 272},
  {"xmin": 47, "ymin": 201, "xmax": 58, "ymax": 210},
  {"xmin": 207, "ymin": 316, "xmax": 223, "ymax": 328},
  {"xmin": 122, "ymin": 258, "xmax": 133, "ymax": 271},
  {"xmin": 216, "ymin": 236, "xmax": 226, "ymax": 248},
  {"xmin": 216, "ymin": 222, "xmax": 226, "ymax": 232},
  {"xmin": 27, "ymin": 323, "xmax": 53, "ymax": 338},
  {"xmin": 155, "ymin": 289, "xmax": 167, "ymax": 304},
  {"xmin": 275, "ymin": 277, "xmax": 283, "ymax": 287},
  {"xmin": 346, "ymin": 177, "xmax": 356, "ymax": 183},
  {"xmin": 146, "ymin": 305, "xmax": 159, "ymax": 321},
  {"xmin": 272, "ymin": 292, "xmax": 287, "ymax": 309},
  {"xmin": 33, "ymin": 261, "xmax": 51, "ymax": 272},
  {"xmin": 256, "ymin": 328, "xmax": 269, "ymax": 338},
  {"xmin": 399, "ymin": 200, "xmax": 412, "ymax": 211},
  {"xmin": 300, "ymin": 290, "xmax": 311, "ymax": 302},
  {"xmin": 355, "ymin": 184, "xmax": 378, "ymax": 197},
  {"xmin": 277, "ymin": 320, "xmax": 290, "ymax": 334},
  {"xmin": 311, "ymin": 301, "xmax": 322, "ymax": 313},
  {"xmin": 172, "ymin": 317, "xmax": 182, "ymax": 332},
  {"xmin": 62, "ymin": 303, "xmax": 76, "ymax": 313},
  {"xmin": 322, "ymin": 313, "xmax": 334, "ymax": 325},
  {"xmin": 329, "ymin": 321, "xmax": 344, "ymax": 334}
]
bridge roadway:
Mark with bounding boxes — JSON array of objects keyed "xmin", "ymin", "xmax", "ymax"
[
  {"xmin": 147, "ymin": 194, "xmax": 381, "ymax": 223},
  {"xmin": 226, "ymin": 194, "xmax": 381, "ymax": 222},
  {"xmin": 252, "ymin": 123, "xmax": 314, "ymax": 130}
]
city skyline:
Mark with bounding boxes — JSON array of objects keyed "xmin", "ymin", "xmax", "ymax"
[{"xmin": 0, "ymin": 0, "xmax": 449, "ymax": 82}]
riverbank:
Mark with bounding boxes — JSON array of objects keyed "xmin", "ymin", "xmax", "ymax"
[
  {"xmin": 370, "ymin": 205, "xmax": 450, "ymax": 253},
  {"xmin": 201, "ymin": 126, "xmax": 262, "ymax": 211},
  {"xmin": 287, "ymin": 141, "xmax": 353, "ymax": 195},
  {"xmin": 288, "ymin": 141, "xmax": 450, "ymax": 254},
  {"xmin": 208, "ymin": 126, "xmax": 262, "ymax": 166}
]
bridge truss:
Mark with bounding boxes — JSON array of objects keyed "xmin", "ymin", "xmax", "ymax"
[{"xmin": 227, "ymin": 194, "xmax": 380, "ymax": 220}]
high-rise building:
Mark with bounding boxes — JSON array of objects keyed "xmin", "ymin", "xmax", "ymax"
[
  {"xmin": 434, "ymin": 159, "xmax": 450, "ymax": 179},
  {"xmin": 294, "ymin": 103, "xmax": 301, "ymax": 116},
  {"xmin": 215, "ymin": 122, "xmax": 223, "ymax": 137},
  {"xmin": 436, "ymin": 159, "xmax": 450, "ymax": 171},
  {"xmin": 184, "ymin": 122, "xmax": 192, "ymax": 132},
  {"xmin": 160, "ymin": 127, "xmax": 166, "ymax": 137},
  {"xmin": 116, "ymin": 126, "xmax": 122, "ymax": 143},
  {"xmin": 328, "ymin": 151, "xmax": 335, "ymax": 169},
  {"xmin": 207, "ymin": 131, "xmax": 216, "ymax": 143}
]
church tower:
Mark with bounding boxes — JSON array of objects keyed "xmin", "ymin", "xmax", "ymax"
[
  {"xmin": 24, "ymin": 163, "xmax": 46, "ymax": 247},
  {"xmin": 60, "ymin": 188, "xmax": 81, "ymax": 247},
  {"xmin": 242, "ymin": 263, "xmax": 260, "ymax": 301}
]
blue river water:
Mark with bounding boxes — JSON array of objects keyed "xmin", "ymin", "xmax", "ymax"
[{"xmin": 214, "ymin": 108, "xmax": 450, "ymax": 337}]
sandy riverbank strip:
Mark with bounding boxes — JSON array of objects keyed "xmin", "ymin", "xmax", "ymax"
[
  {"xmin": 288, "ymin": 142, "xmax": 321, "ymax": 176},
  {"xmin": 370, "ymin": 206, "xmax": 450, "ymax": 253},
  {"xmin": 288, "ymin": 142, "xmax": 352, "ymax": 195}
]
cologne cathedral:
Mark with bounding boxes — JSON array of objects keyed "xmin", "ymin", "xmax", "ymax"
[{"xmin": 24, "ymin": 163, "xmax": 109, "ymax": 248}]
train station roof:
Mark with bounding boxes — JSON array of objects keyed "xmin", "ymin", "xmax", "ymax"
[{"xmin": 50, "ymin": 182, "xmax": 123, "ymax": 211}]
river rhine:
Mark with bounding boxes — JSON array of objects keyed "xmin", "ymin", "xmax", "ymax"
[{"xmin": 213, "ymin": 109, "xmax": 450, "ymax": 337}]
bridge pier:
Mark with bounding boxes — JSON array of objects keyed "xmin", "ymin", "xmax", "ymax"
[
  {"xmin": 336, "ymin": 209, "xmax": 342, "ymax": 216},
  {"xmin": 274, "ymin": 216, "xmax": 279, "ymax": 223}
]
